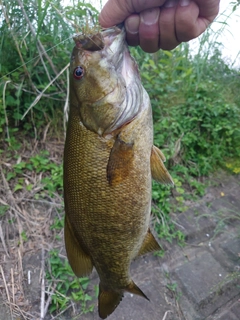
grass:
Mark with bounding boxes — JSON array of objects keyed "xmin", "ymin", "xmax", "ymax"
[
  {"xmin": 208, "ymin": 207, "xmax": 240, "ymax": 240},
  {"xmin": 46, "ymin": 250, "xmax": 95, "ymax": 315}
]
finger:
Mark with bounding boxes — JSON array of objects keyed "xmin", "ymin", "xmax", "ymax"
[
  {"xmin": 125, "ymin": 14, "xmax": 140, "ymax": 47},
  {"xmin": 194, "ymin": 0, "xmax": 220, "ymax": 22},
  {"xmin": 99, "ymin": 0, "xmax": 166, "ymax": 28},
  {"xmin": 159, "ymin": 0, "xmax": 180, "ymax": 50},
  {"xmin": 99, "ymin": 0, "xmax": 131, "ymax": 27},
  {"xmin": 175, "ymin": 0, "xmax": 219, "ymax": 42},
  {"xmin": 138, "ymin": 7, "xmax": 161, "ymax": 53}
]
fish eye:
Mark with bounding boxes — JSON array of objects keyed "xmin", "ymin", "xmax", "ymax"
[{"xmin": 73, "ymin": 66, "xmax": 84, "ymax": 80}]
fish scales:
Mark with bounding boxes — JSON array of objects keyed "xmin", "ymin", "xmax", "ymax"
[
  {"xmin": 64, "ymin": 103, "xmax": 152, "ymax": 277},
  {"xmin": 64, "ymin": 26, "xmax": 173, "ymax": 319}
]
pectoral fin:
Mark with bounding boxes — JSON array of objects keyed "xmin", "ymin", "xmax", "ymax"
[
  {"xmin": 107, "ymin": 136, "xmax": 134, "ymax": 186},
  {"xmin": 151, "ymin": 145, "xmax": 174, "ymax": 185},
  {"xmin": 138, "ymin": 228, "xmax": 162, "ymax": 256},
  {"xmin": 64, "ymin": 216, "xmax": 93, "ymax": 277}
]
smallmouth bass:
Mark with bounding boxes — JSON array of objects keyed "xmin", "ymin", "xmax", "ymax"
[{"xmin": 63, "ymin": 25, "xmax": 173, "ymax": 319}]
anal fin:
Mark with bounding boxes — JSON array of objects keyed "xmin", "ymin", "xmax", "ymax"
[
  {"xmin": 138, "ymin": 228, "xmax": 162, "ymax": 256},
  {"xmin": 151, "ymin": 145, "xmax": 174, "ymax": 185},
  {"xmin": 64, "ymin": 216, "xmax": 93, "ymax": 277}
]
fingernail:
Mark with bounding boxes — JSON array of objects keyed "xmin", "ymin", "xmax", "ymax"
[
  {"xmin": 180, "ymin": 0, "xmax": 191, "ymax": 6},
  {"xmin": 141, "ymin": 8, "xmax": 160, "ymax": 25},
  {"xmin": 165, "ymin": 0, "xmax": 177, "ymax": 8},
  {"xmin": 125, "ymin": 16, "xmax": 139, "ymax": 34}
]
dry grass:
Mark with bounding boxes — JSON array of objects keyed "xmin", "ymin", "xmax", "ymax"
[{"xmin": 0, "ymin": 138, "xmax": 65, "ymax": 319}]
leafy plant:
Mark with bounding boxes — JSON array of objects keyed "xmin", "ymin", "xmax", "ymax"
[
  {"xmin": 225, "ymin": 158, "xmax": 240, "ymax": 174},
  {"xmin": 152, "ymin": 180, "xmax": 185, "ymax": 246},
  {"xmin": 50, "ymin": 216, "xmax": 64, "ymax": 231},
  {"xmin": 20, "ymin": 231, "xmax": 28, "ymax": 242},
  {"xmin": 46, "ymin": 250, "xmax": 94, "ymax": 315},
  {"xmin": 0, "ymin": 205, "xmax": 9, "ymax": 216},
  {"xmin": 6, "ymin": 151, "xmax": 63, "ymax": 196},
  {"xmin": 165, "ymin": 273, "xmax": 182, "ymax": 301}
]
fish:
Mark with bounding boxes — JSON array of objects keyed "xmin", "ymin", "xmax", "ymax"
[{"xmin": 63, "ymin": 25, "xmax": 173, "ymax": 319}]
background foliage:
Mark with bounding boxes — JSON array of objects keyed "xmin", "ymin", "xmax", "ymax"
[{"xmin": 0, "ymin": 0, "xmax": 240, "ymax": 316}]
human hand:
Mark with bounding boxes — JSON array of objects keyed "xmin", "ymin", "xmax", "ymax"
[{"xmin": 99, "ymin": 0, "xmax": 220, "ymax": 53}]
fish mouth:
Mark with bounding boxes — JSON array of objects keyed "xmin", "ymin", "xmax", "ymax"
[
  {"xmin": 73, "ymin": 25, "xmax": 124, "ymax": 52},
  {"xmin": 73, "ymin": 25, "xmax": 133, "ymax": 82}
]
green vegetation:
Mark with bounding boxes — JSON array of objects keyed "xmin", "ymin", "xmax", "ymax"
[
  {"xmin": 6, "ymin": 151, "xmax": 63, "ymax": 194},
  {"xmin": 0, "ymin": 0, "xmax": 240, "ymax": 318},
  {"xmin": 133, "ymin": 42, "xmax": 240, "ymax": 242},
  {"xmin": 46, "ymin": 250, "xmax": 95, "ymax": 314},
  {"xmin": 165, "ymin": 272, "xmax": 182, "ymax": 302}
]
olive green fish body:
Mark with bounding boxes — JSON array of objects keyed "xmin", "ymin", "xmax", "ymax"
[
  {"xmin": 64, "ymin": 100, "xmax": 152, "ymax": 283},
  {"xmin": 64, "ymin": 26, "xmax": 173, "ymax": 319}
]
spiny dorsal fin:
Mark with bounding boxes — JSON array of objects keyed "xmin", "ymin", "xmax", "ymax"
[
  {"xmin": 64, "ymin": 217, "xmax": 93, "ymax": 277},
  {"xmin": 151, "ymin": 145, "xmax": 174, "ymax": 185},
  {"xmin": 138, "ymin": 228, "xmax": 162, "ymax": 257},
  {"xmin": 98, "ymin": 284, "xmax": 123, "ymax": 319}
]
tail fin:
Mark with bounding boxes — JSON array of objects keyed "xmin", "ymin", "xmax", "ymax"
[
  {"xmin": 98, "ymin": 280, "xmax": 149, "ymax": 319},
  {"xmin": 98, "ymin": 284, "xmax": 123, "ymax": 319}
]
